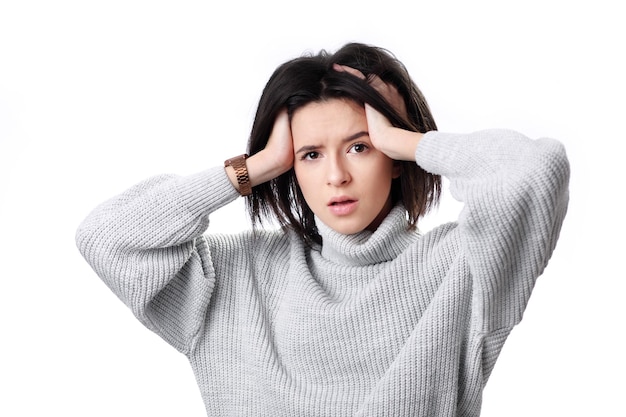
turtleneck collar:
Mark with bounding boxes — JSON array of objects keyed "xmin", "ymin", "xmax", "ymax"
[{"xmin": 315, "ymin": 204, "xmax": 419, "ymax": 266}]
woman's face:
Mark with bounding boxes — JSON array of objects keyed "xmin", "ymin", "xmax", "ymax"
[{"xmin": 291, "ymin": 98, "xmax": 400, "ymax": 235}]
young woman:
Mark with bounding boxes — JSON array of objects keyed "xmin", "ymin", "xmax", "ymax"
[{"xmin": 76, "ymin": 43, "xmax": 570, "ymax": 416}]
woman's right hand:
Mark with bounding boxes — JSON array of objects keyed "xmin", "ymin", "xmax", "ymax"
[{"xmin": 246, "ymin": 109, "xmax": 294, "ymax": 187}]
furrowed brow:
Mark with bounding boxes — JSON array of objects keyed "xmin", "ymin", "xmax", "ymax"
[
  {"xmin": 343, "ymin": 131, "xmax": 369, "ymax": 142},
  {"xmin": 295, "ymin": 131, "xmax": 369, "ymax": 154},
  {"xmin": 295, "ymin": 145, "xmax": 320, "ymax": 155}
]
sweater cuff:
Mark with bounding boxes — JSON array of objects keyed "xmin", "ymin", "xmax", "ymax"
[
  {"xmin": 178, "ymin": 166, "xmax": 241, "ymax": 217},
  {"xmin": 414, "ymin": 131, "xmax": 469, "ymax": 177}
]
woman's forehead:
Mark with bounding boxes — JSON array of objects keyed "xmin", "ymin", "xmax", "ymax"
[{"xmin": 291, "ymin": 98, "xmax": 366, "ymax": 143}]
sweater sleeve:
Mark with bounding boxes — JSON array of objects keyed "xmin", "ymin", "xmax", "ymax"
[
  {"xmin": 75, "ymin": 166, "xmax": 240, "ymax": 354},
  {"xmin": 415, "ymin": 129, "xmax": 570, "ymax": 334}
]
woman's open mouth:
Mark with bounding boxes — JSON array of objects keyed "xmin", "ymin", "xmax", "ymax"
[{"xmin": 328, "ymin": 198, "xmax": 358, "ymax": 216}]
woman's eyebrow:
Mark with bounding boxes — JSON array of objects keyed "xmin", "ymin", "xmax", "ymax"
[
  {"xmin": 344, "ymin": 131, "xmax": 369, "ymax": 142},
  {"xmin": 295, "ymin": 131, "xmax": 369, "ymax": 154},
  {"xmin": 295, "ymin": 144, "xmax": 320, "ymax": 154}
]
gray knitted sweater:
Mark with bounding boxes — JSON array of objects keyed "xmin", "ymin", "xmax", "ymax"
[{"xmin": 76, "ymin": 129, "xmax": 569, "ymax": 416}]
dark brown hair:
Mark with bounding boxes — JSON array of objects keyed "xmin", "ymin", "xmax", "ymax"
[{"xmin": 247, "ymin": 42, "xmax": 441, "ymax": 245}]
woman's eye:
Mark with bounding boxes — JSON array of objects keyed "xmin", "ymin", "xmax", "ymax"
[
  {"xmin": 302, "ymin": 151, "xmax": 319, "ymax": 160},
  {"xmin": 349, "ymin": 143, "xmax": 368, "ymax": 153}
]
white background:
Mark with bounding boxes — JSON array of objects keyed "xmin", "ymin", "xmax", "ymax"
[{"xmin": 1, "ymin": 0, "xmax": 623, "ymax": 415}]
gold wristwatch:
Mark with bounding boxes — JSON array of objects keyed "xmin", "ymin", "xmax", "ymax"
[{"xmin": 224, "ymin": 153, "xmax": 252, "ymax": 196}]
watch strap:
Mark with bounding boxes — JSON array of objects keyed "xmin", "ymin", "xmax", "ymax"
[{"xmin": 224, "ymin": 154, "xmax": 252, "ymax": 196}]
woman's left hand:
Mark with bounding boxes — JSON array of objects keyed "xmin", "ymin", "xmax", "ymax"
[
  {"xmin": 333, "ymin": 63, "xmax": 422, "ymax": 161},
  {"xmin": 364, "ymin": 104, "xmax": 422, "ymax": 161}
]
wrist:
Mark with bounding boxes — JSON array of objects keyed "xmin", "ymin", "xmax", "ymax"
[
  {"xmin": 224, "ymin": 154, "xmax": 252, "ymax": 196},
  {"xmin": 247, "ymin": 150, "xmax": 292, "ymax": 187},
  {"xmin": 224, "ymin": 148, "xmax": 293, "ymax": 193},
  {"xmin": 383, "ymin": 128, "xmax": 423, "ymax": 161}
]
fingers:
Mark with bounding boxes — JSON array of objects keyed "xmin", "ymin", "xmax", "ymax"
[
  {"xmin": 269, "ymin": 109, "xmax": 292, "ymax": 151},
  {"xmin": 363, "ymin": 103, "xmax": 395, "ymax": 158},
  {"xmin": 333, "ymin": 63, "xmax": 407, "ymax": 119},
  {"xmin": 265, "ymin": 109, "xmax": 294, "ymax": 172},
  {"xmin": 332, "ymin": 63, "xmax": 365, "ymax": 79},
  {"xmin": 365, "ymin": 104, "xmax": 422, "ymax": 161},
  {"xmin": 273, "ymin": 108, "xmax": 290, "ymax": 130},
  {"xmin": 365, "ymin": 103, "xmax": 390, "ymax": 126}
]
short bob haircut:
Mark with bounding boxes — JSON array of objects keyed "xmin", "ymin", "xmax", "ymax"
[{"xmin": 247, "ymin": 42, "xmax": 441, "ymax": 245}]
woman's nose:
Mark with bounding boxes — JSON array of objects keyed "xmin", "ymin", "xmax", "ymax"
[{"xmin": 326, "ymin": 157, "xmax": 351, "ymax": 186}]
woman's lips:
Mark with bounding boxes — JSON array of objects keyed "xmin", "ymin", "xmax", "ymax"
[{"xmin": 328, "ymin": 199, "xmax": 358, "ymax": 216}]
